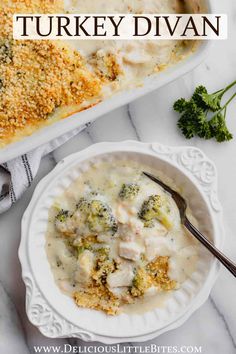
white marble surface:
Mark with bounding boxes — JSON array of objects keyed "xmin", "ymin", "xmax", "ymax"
[{"xmin": 1, "ymin": 1, "xmax": 236, "ymax": 353}]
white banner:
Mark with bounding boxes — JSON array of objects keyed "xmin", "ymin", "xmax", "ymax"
[{"xmin": 13, "ymin": 14, "xmax": 228, "ymax": 40}]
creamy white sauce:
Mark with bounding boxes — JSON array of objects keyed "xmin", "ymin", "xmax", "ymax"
[
  {"xmin": 123, "ymin": 288, "xmax": 171, "ymax": 315},
  {"xmin": 46, "ymin": 159, "xmax": 199, "ymax": 314},
  {"xmin": 64, "ymin": 0, "xmax": 198, "ymax": 96}
]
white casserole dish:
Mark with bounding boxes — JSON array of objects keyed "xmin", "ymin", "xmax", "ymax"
[
  {"xmin": 0, "ymin": 1, "xmax": 212, "ymax": 164},
  {"xmin": 19, "ymin": 141, "xmax": 224, "ymax": 343}
]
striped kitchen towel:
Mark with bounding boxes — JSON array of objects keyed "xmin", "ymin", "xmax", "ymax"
[{"xmin": 0, "ymin": 125, "xmax": 86, "ymax": 214}]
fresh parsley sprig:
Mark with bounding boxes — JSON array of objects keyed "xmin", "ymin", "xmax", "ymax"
[{"xmin": 174, "ymin": 80, "xmax": 236, "ymax": 142}]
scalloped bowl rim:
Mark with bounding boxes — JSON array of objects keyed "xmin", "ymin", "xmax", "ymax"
[{"xmin": 19, "ymin": 141, "xmax": 224, "ymax": 343}]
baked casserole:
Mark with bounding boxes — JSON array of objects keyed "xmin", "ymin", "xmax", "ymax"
[{"xmin": 0, "ymin": 0, "xmax": 198, "ymax": 148}]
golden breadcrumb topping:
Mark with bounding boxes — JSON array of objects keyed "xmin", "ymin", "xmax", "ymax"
[
  {"xmin": 0, "ymin": 0, "xmax": 64, "ymax": 38},
  {"xmin": 0, "ymin": 0, "xmax": 64, "ymax": 13},
  {"xmin": 147, "ymin": 256, "xmax": 177, "ymax": 291},
  {"xmin": 73, "ymin": 253, "xmax": 176, "ymax": 315},
  {"xmin": 0, "ymin": 1, "xmax": 102, "ymax": 146},
  {"xmin": 74, "ymin": 247, "xmax": 122, "ymax": 315},
  {"xmin": 74, "ymin": 284, "xmax": 121, "ymax": 316}
]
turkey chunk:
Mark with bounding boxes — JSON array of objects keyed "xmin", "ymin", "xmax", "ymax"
[
  {"xmin": 145, "ymin": 236, "xmax": 175, "ymax": 262},
  {"xmin": 74, "ymin": 250, "xmax": 94, "ymax": 285},
  {"xmin": 107, "ymin": 265, "xmax": 134, "ymax": 288},
  {"xmin": 119, "ymin": 241, "xmax": 144, "ymax": 262}
]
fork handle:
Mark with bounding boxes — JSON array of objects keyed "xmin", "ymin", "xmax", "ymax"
[{"xmin": 184, "ymin": 217, "xmax": 236, "ymax": 278}]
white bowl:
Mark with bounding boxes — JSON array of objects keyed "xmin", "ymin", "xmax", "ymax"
[
  {"xmin": 19, "ymin": 141, "xmax": 224, "ymax": 343},
  {"xmin": 0, "ymin": 0, "xmax": 212, "ymax": 163}
]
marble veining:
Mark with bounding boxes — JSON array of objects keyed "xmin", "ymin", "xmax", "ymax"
[
  {"xmin": 0, "ymin": 0, "xmax": 236, "ymax": 353},
  {"xmin": 209, "ymin": 297, "xmax": 236, "ymax": 349}
]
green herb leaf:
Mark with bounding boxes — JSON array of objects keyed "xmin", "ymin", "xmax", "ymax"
[
  {"xmin": 173, "ymin": 81, "xmax": 236, "ymax": 143},
  {"xmin": 209, "ymin": 111, "xmax": 233, "ymax": 143}
]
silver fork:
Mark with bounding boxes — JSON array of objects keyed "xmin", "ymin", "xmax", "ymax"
[{"xmin": 143, "ymin": 172, "xmax": 236, "ymax": 278}]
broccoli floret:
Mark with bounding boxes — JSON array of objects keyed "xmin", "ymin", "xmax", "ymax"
[
  {"xmin": 139, "ymin": 195, "xmax": 162, "ymax": 222},
  {"xmin": 54, "ymin": 209, "xmax": 75, "ymax": 235},
  {"xmin": 96, "ymin": 247, "xmax": 110, "ymax": 259},
  {"xmin": 119, "ymin": 183, "xmax": 140, "ymax": 200},
  {"xmin": 55, "ymin": 209, "xmax": 70, "ymax": 223},
  {"xmin": 139, "ymin": 195, "xmax": 172, "ymax": 229},
  {"xmin": 74, "ymin": 235, "xmax": 97, "ymax": 257},
  {"xmin": 130, "ymin": 268, "xmax": 152, "ymax": 297},
  {"xmin": 77, "ymin": 198, "xmax": 118, "ymax": 236},
  {"xmin": 77, "ymin": 198, "xmax": 91, "ymax": 214},
  {"xmin": 77, "ymin": 246, "xmax": 86, "ymax": 256}
]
